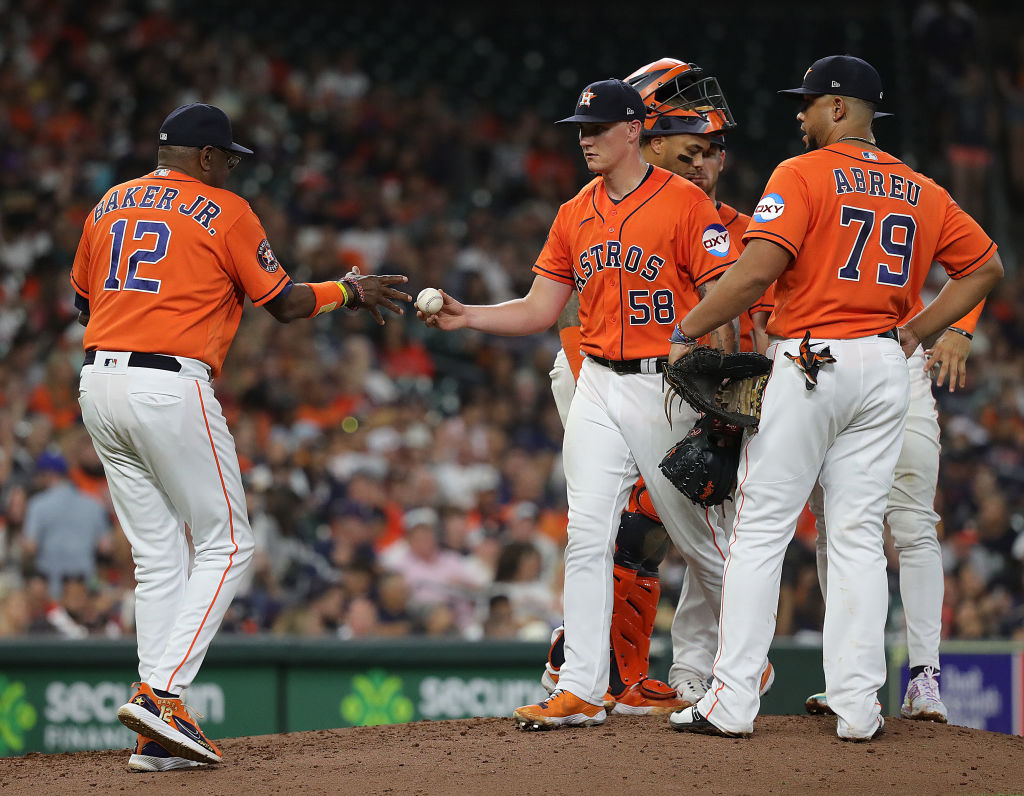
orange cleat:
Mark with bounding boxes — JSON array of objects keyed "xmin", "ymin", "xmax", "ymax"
[
  {"xmin": 117, "ymin": 682, "xmax": 222, "ymax": 764},
  {"xmin": 611, "ymin": 678, "xmax": 692, "ymax": 716},
  {"xmin": 128, "ymin": 734, "xmax": 205, "ymax": 772},
  {"xmin": 514, "ymin": 689, "xmax": 607, "ymax": 731}
]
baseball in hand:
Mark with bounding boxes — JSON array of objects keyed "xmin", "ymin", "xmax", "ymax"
[{"xmin": 416, "ymin": 288, "xmax": 444, "ymax": 315}]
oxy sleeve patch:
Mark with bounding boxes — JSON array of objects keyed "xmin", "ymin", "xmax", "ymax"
[
  {"xmin": 701, "ymin": 223, "xmax": 731, "ymax": 257},
  {"xmin": 753, "ymin": 193, "xmax": 785, "ymax": 223},
  {"xmin": 257, "ymin": 239, "xmax": 280, "ymax": 273}
]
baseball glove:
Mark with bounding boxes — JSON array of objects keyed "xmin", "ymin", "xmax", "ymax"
[
  {"xmin": 663, "ymin": 345, "xmax": 772, "ymax": 429},
  {"xmin": 659, "ymin": 414, "xmax": 742, "ymax": 507}
]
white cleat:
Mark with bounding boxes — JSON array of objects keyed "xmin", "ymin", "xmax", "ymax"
[{"xmin": 901, "ymin": 666, "xmax": 948, "ymax": 723}]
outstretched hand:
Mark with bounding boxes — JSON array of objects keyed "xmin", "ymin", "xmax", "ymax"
[
  {"xmin": 347, "ymin": 273, "xmax": 411, "ymax": 325},
  {"xmin": 925, "ymin": 328, "xmax": 972, "ymax": 391},
  {"xmin": 418, "ymin": 290, "xmax": 468, "ymax": 331}
]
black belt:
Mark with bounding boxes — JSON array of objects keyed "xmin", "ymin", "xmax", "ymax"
[
  {"xmin": 878, "ymin": 328, "xmax": 899, "ymax": 343},
  {"xmin": 83, "ymin": 351, "xmax": 182, "ymax": 372},
  {"xmin": 587, "ymin": 355, "xmax": 667, "ymax": 375}
]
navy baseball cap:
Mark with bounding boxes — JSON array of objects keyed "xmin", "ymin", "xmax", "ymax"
[
  {"xmin": 778, "ymin": 55, "xmax": 894, "ymax": 118},
  {"xmin": 158, "ymin": 103, "xmax": 254, "ymax": 155},
  {"xmin": 556, "ymin": 79, "xmax": 646, "ymax": 125},
  {"xmin": 36, "ymin": 451, "xmax": 68, "ymax": 475}
]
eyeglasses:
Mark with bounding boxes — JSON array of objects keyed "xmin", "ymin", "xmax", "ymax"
[
  {"xmin": 203, "ymin": 145, "xmax": 241, "ymax": 170},
  {"xmin": 216, "ymin": 148, "xmax": 241, "ymax": 170}
]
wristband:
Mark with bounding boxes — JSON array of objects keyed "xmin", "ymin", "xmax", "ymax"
[
  {"xmin": 306, "ymin": 280, "xmax": 347, "ymax": 317},
  {"xmin": 947, "ymin": 326, "xmax": 973, "ymax": 341},
  {"xmin": 342, "ymin": 277, "xmax": 365, "ymax": 308},
  {"xmin": 669, "ymin": 325, "xmax": 699, "ymax": 346}
]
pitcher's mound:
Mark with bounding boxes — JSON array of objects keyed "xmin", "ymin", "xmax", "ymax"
[{"xmin": 2, "ymin": 715, "xmax": 1021, "ymax": 795}]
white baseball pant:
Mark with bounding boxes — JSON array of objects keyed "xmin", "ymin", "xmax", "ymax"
[
  {"xmin": 558, "ymin": 357, "xmax": 726, "ymax": 706},
  {"xmin": 810, "ymin": 346, "xmax": 941, "ymax": 669},
  {"xmin": 550, "ymin": 349, "xmax": 723, "ymax": 688},
  {"xmin": 79, "ymin": 352, "xmax": 254, "ymax": 694},
  {"xmin": 696, "ymin": 335, "xmax": 909, "ymax": 739}
]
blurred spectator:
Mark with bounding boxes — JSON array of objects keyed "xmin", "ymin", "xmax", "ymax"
[
  {"xmin": 379, "ymin": 508, "xmax": 488, "ymax": 636},
  {"xmin": 0, "ymin": 0, "xmax": 1018, "ymax": 646},
  {"xmin": 21, "ymin": 451, "xmax": 111, "ymax": 598},
  {"xmin": 490, "ymin": 540, "xmax": 560, "ymax": 634}
]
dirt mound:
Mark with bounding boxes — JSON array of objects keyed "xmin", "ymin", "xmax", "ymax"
[{"xmin": 2, "ymin": 715, "xmax": 1022, "ymax": 795}]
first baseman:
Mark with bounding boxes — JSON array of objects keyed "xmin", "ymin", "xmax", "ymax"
[{"xmin": 667, "ymin": 55, "xmax": 1002, "ymax": 740}]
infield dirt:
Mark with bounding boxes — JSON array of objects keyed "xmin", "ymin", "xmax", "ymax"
[{"xmin": 2, "ymin": 714, "xmax": 1023, "ymax": 795}]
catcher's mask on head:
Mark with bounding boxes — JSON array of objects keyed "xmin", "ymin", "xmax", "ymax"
[{"xmin": 625, "ymin": 57, "xmax": 737, "ymax": 136}]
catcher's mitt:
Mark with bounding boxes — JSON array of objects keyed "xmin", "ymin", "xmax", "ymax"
[
  {"xmin": 660, "ymin": 414, "xmax": 742, "ymax": 507},
  {"xmin": 663, "ymin": 345, "xmax": 772, "ymax": 428}
]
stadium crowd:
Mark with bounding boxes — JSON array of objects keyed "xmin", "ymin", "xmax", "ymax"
[{"xmin": 0, "ymin": 1, "xmax": 1022, "ymax": 651}]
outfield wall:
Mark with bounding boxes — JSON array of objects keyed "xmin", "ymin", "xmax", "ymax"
[{"xmin": 0, "ymin": 638, "xmax": 1020, "ymax": 755}]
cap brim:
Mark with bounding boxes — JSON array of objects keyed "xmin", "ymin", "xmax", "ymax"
[
  {"xmin": 556, "ymin": 115, "xmax": 633, "ymax": 125},
  {"xmin": 873, "ymin": 111, "xmax": 894, "ymax": 119},
  {"xmin": 777, "ymin": 87, "xmax": 819, "ymax": 98},
  {"xmin": 226, "ymin": 142, "xmax": 254, "ymax": 156}
]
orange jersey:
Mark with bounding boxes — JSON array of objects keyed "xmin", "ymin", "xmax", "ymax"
[
  {"xmin": 902, "ymin": 297, "xmax": 985, "ymax": 335},
  {"xmin": 70, "ymin": 169, "xmax": 290, "ymax": 376},
  {"xmin": 534, "ymin": 165, "xmax": 738, "ymax": 360},
  {"xmin": 744, "ymin": 142, "xmax": 996, "ymax": 340},
  {"xmin": 719, "ymin": 201, "xmax": 775, "ymax": 352}
]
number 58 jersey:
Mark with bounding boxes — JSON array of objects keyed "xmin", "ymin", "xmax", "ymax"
[
  {"xmin": 70, "ymin": 169, "xmax": 291, "ymax": 376},
  {"xmin": 533, "ymin": 165, "xmax": 738, "ymax": 361},
  {"xmin": 745, "ymin": 142, "xmax": 996, "ymax": 340}
]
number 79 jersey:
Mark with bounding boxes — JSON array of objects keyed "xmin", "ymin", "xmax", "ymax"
[
  {"xmin": 70, "ymin": 169, "xmax": 291, "ymax": 376},
  {"xmin": 745, "ymin": 142, "xmax": 996, "ymax": 340},
  {"xmin": 533, "ymin": 165, "xmax": 738, "ymax": 361}
]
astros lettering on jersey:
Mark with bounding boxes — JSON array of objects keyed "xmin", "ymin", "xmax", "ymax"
[
  {"xmin": 534, "ymin": 164, "xmax": 738, "ymax": 360},
  {"xmin": 70, "ymin": 168, "xmax": 290, "ymax": 376},
  {"xmin": 744, "ymin": 143, "xmax": 995, "ymax": 339}
]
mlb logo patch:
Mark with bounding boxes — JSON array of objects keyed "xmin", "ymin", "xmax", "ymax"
[
  {"xmin": 862, "ymin": 151, "xmax": 878, "ymax": 161},
  {"xmin": 103, "ymin": 357, "xmax": 118, "ymax": 367}
]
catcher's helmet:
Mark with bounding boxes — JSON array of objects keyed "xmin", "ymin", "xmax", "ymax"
[{"xmin": 625, "ymin": 58, "xmax": 737, "ymax": 137}]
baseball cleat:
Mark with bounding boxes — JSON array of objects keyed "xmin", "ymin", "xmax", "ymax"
[
  {"xmin": 611, "ymin": 678, "xmax": 691, "ymax": 716},
  {"xmin": 669, "ymin": 705, "xmax": 750, "ymax": 737},
  {"xmin": 513, "ymin": 689, "xmax": 606, "ymax": 731},
  {"xmin": 901, "ymin": 666, "xmax": 948, "ymax": 723},
  {"xmin": 117, "ymin": 682, "xmax": 222, "ymax": 764},
  {"xmin": 542, "ymin": 667, "xmax": 616, "ymax": 711},
  {"xmin": 838, "ymin": 715, "xmax": 885, "ymax": 742},
  {"xmin": 128, "ymin": 734, "xmax": 206, "ymax": 772},
  {"xmin": 804, "ymin": 692, "xmax": 834, "ymax": 715},
  {"xmin": 673, "ymin": 676, "xmax": 711, "ymax": 707}
]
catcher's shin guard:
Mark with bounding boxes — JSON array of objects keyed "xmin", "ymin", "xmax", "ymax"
[{"xmin": 609, "ymin": 565, "xmax": 661, "ymax": 696}]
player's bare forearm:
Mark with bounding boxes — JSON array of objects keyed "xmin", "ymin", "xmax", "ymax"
[
  {"xmin": 752, "ymin": 311, "xmax": 771, "ymax": 355},
  {"xmin": 266, "ymin": 284, "xmax": 316, "ymax": 320},
  {"xmin": 697, "ymin": 279, "xmax": 738, "ymax": 353},
  {"xmin": 678, "ymin": 240, "xmax": 790, "ymax": 341},
  {"xmin": 901, "ymin": 254, "xmax": 1003, "ymax": 350},
  {"xmin": 426, "ymin": 276, "xmax": 572, "ymax": 336}
]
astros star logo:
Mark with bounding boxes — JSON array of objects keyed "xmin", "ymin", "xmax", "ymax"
[{"xmin": 579, "ymin": 90, "xmax": 596, "ymax": 107}]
